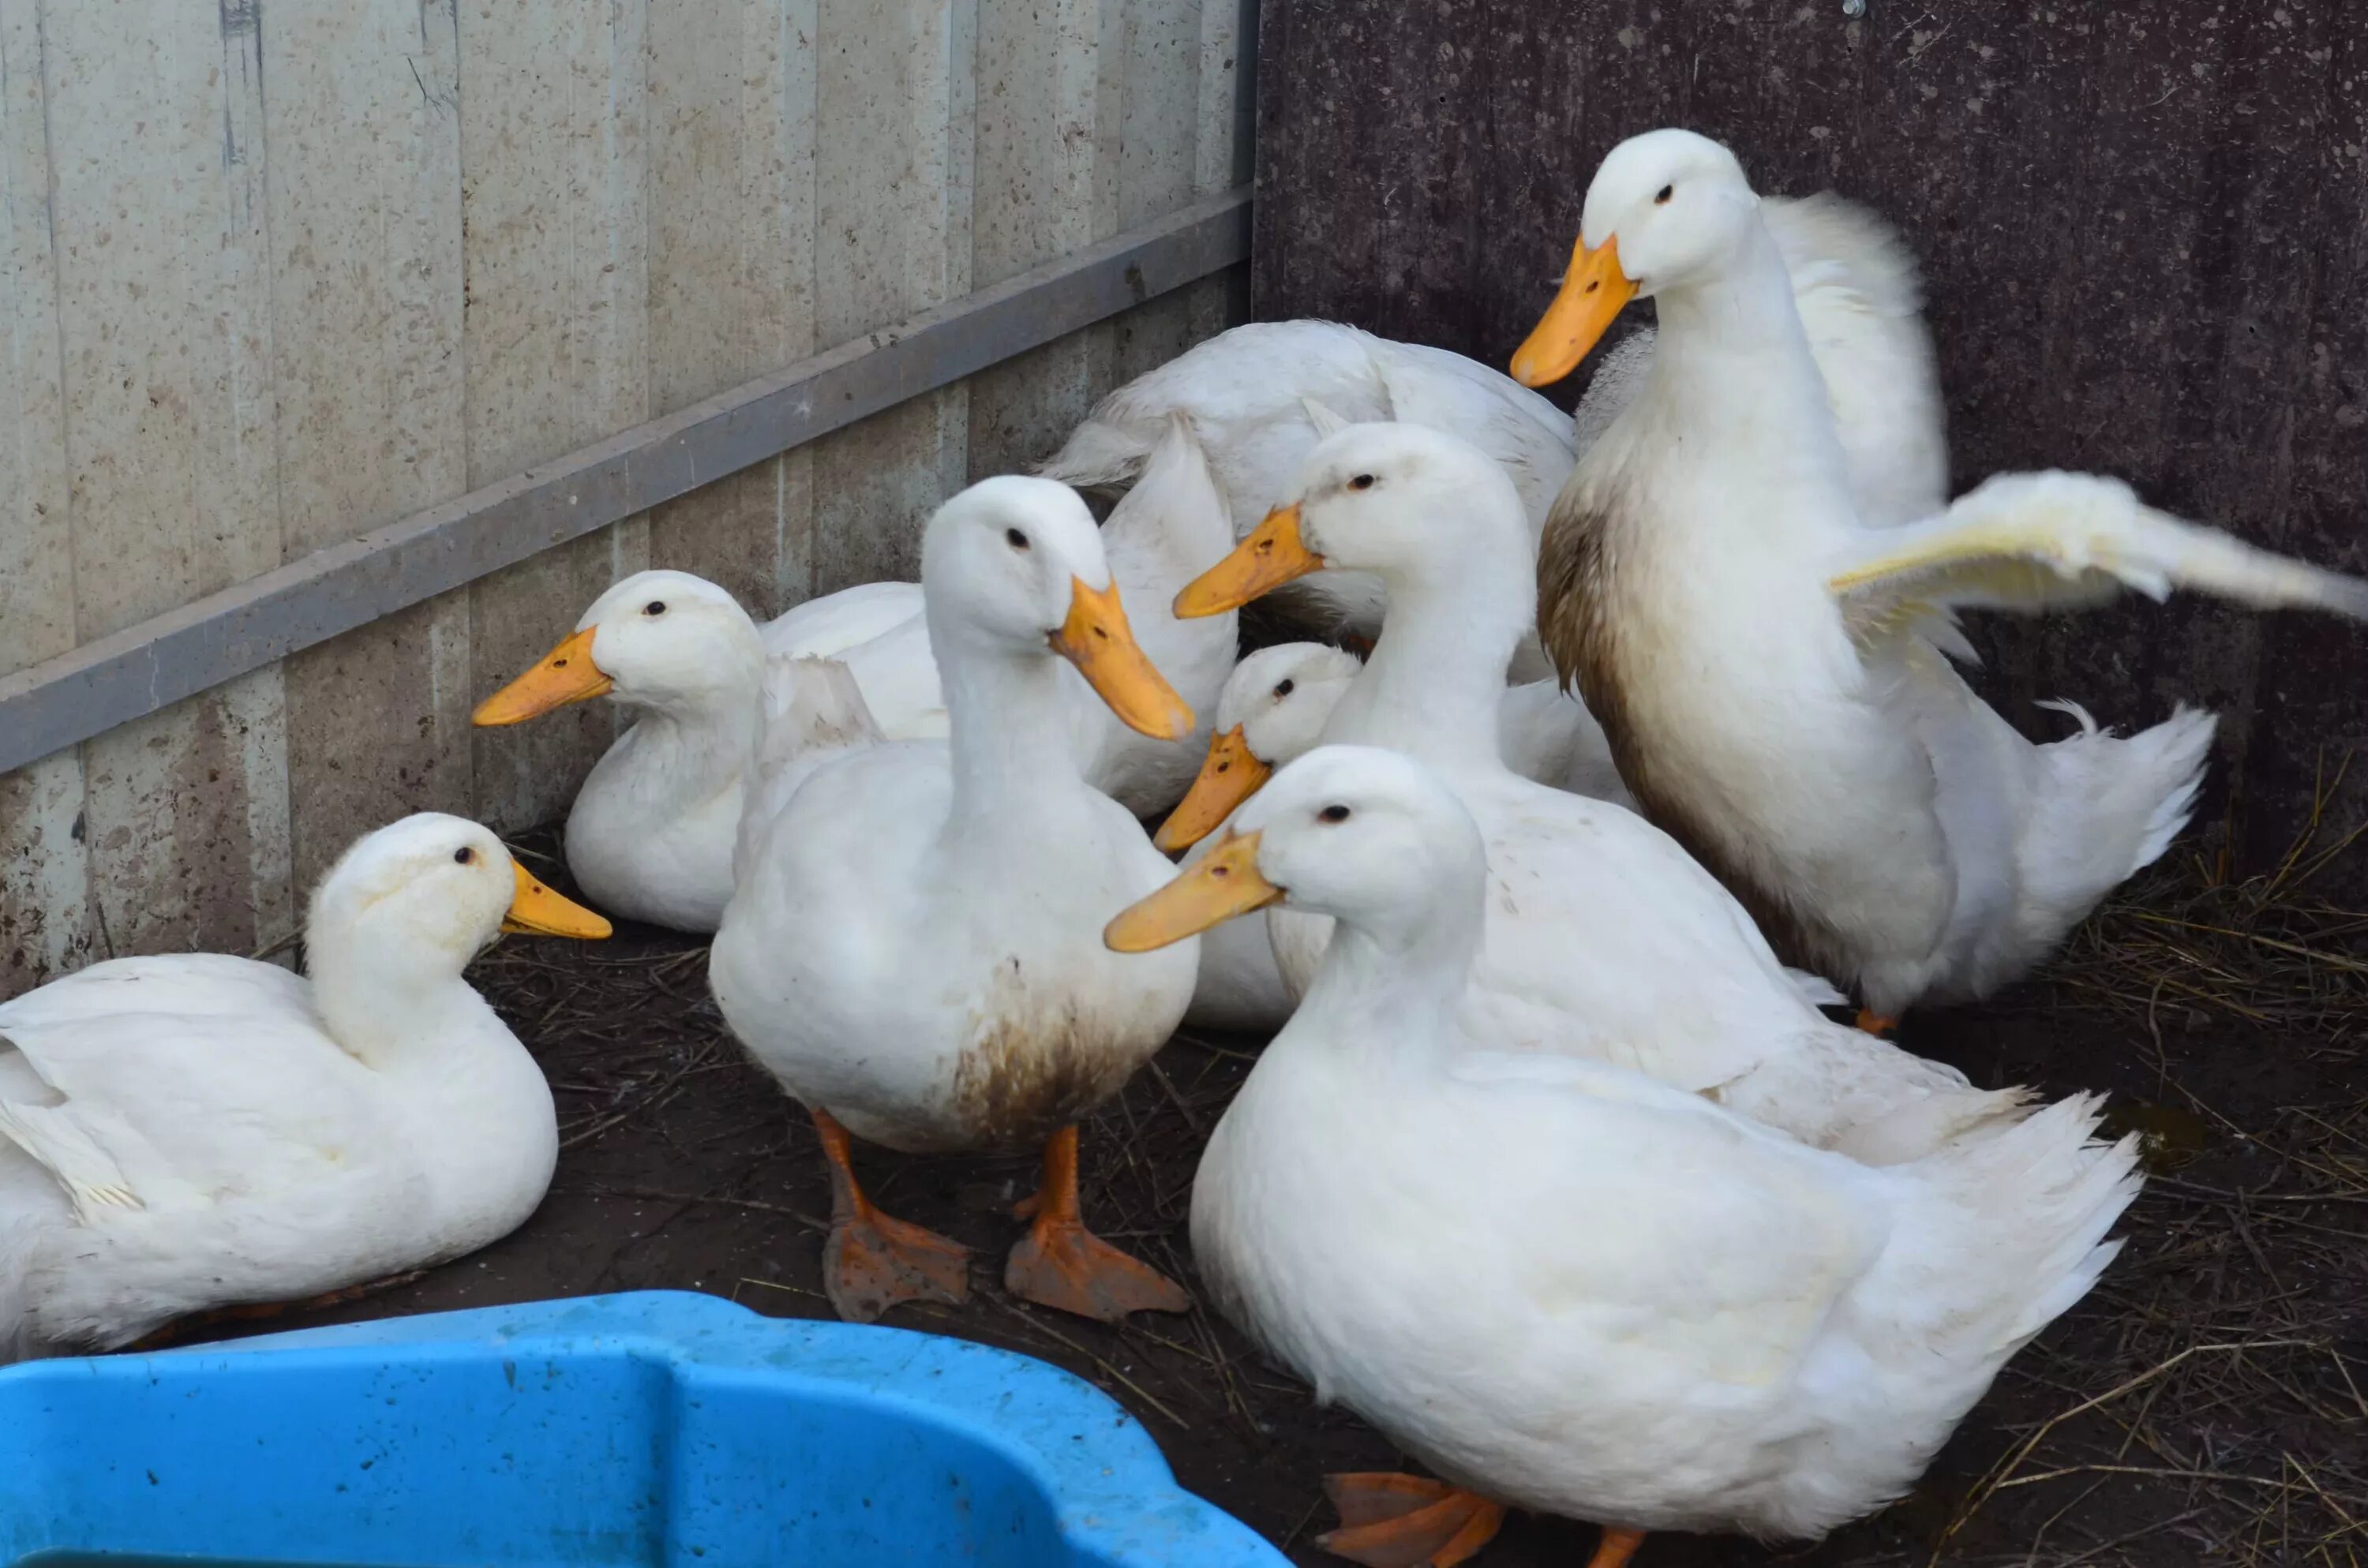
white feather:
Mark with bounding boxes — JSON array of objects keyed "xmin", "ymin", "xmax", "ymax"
[{"xmin": 1189, "ymin": 744, "xmax": 2139, "ymax": 1544}]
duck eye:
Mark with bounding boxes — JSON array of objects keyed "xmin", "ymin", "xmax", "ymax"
[
  {"xmin": 644, "ymin": 601, "xmax": 667, "ymax": 616},
  {"xmin": 453, "ymin": 847, "xmax": 476, "ymax": 865},
  {"xmin": 1006, "ymin": 528, "xmax": 1030, "ymax": 550},
  {"xmin": 1319, "ymin": 804, "xmax": 1351, "ymax": 824},
  {"xmin": 1347, "ymin": 473, "xmax": 1377, "ymax": 492},
  {"xmin": 1654, "ymin": 184, "xmax": 1673, "ymax": 205},
  {"xmin": 1274, "ymin": 678, "xmax": 1296, "ymax": 698}
]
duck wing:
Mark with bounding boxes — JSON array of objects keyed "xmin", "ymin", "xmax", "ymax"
[
  {"xmin": 1827, "ymin": 470, "xmax": 2368, "ymax": 657},
  {"xmin": 0, "ymin": 960, "xmax": 364, "ymax": 1221}
]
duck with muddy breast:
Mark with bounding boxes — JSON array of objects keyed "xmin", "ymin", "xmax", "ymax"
[{"xmin": 710, "ymin": 475, "xmax": 1204, "ymax": 1327}]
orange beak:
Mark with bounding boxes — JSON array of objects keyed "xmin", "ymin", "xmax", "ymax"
[
  {"xmin": 1173, "ymin": 504, "xmax": 1325, "ymax": 619},
  {"xmin": 1509, "ymin": 233, "xmax": 1638, "ymax": 388},
  {"xmin": 1152, "ymin": 725, "xmax": 1271, "ymax": 854},
  {"xmin": 472, "ymin": 627, "xmax": 612, "ymax": 726},
  {"xmin": 500, "ymin": 861, "xmax": 613, "ymax": 939},
  {"xmin": 1051, "ymin": 577, "xmax": 1196, "ymax": 741},
  {"xmin": 1104, "ymin": 830, "xmax": 1283, "ymax": 952}
]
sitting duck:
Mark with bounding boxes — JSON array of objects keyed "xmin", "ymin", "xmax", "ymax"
[{"xmin": 1, "ymin": 815, "xmax": 609, "ymax": 1360}]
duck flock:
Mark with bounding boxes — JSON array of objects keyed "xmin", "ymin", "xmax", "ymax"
[{"xmin": 7, "ymin": 129, "xmax": 2367, "ymax": 1568}]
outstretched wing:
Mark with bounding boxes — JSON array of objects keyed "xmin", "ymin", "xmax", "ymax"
[{"xmin": 1829, "ymin": 470, "xmax": 2368, "ymax": 653}]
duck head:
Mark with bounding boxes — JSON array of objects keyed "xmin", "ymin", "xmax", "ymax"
[
  {"xmin": 921, "ymin": 474, "xmax": 1195, "ymax": 741},
  {"xmin": 1511, "ymin": 128, "xmax": 1760, "ymax": 388},
  {"xmin": 302, "ymin": 814, "xmax": 607, "ymax": 1067},
  {"xmin": 308, "ymin": 814, "xmax": 610, "ymax": 971},
  {"xmin": 472, "ymin": 570, "xmax": 765, "ymax": 728},
  {"xmin": 1173, "ymin": 424, "xmax": 1528, "ymax": 618},
  {"xmin": 1153, "ymin": 642, "xmax": 1362, "ymax": 853},
  {"xmin": 1109, "ymin": 743, "xmax": 1485, "ymax": 954}
]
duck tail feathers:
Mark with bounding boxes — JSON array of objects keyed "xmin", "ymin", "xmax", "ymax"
[
  {"xmin": 1037, "ymin": 414, "xmax": 1154, "ymax": 496},
  {"xmin": 2011, "ymin": 703, "xmax": 2216, "ymax": 952},
  {"xmin": 1876, "ymin": 1091, "xmax": 2140, "ymax": 1371},
  {"xmin": 1950, "ymin": 1091, "xmax": 2143, "ymax": 1349}
]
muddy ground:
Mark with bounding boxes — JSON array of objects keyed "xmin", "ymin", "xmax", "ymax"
[{"xmin": 259, "ymin": 828, "xmax": 2368, "ymax": 1568}]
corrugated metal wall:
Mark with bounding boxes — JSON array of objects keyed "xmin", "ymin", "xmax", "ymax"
[{"xmin": 0, "ymin": 0, "xmax": 1253, "ymax": 996}]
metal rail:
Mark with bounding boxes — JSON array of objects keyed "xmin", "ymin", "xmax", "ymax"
[{"xmin": 0, "ymin": 188, "xmax": 1253, "ymax": 777}]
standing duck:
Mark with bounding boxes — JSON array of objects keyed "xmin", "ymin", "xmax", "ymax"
[
  {"xmin": 1168, "ymin": 422, "xmax": 2015, "ymax": 1162},
  {"xmin": 710, "ymin": 476, "xmax": 1203, "ymax": 1325},
  {"xmin": 1107, "ymin": 743, "xmax": 2141, "ymax": 1568},
  {"xmin": 1, "ymin": 815, "xmax": 609, "ymax": 1361},
  {"xmin": 1512, "ymin": 129, "xmax": 2368, "ymax": 1027}
]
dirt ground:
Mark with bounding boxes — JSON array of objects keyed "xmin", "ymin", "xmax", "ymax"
[{"xmin": 261, "ymin": 823, "xmax": 2367, "ymax": 1568}]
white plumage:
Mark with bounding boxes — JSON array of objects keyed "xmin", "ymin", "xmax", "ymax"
[
  {"xmin": 1524, "ymin": 129, "xmax": 2368, "ymax": 1016},
  {"xmin": 1112, "ymin": 743, "xmax": 2141, "ymax": 1547},
  {"xmin": 1183, "ymin": 421, "xmax": 2028, "ymax": 1162},
  {"xmin": 0, "ymin": 816, "xmax": 601, "ymax": 1361},
  {"xmin": 1038, "ymin": 192, "xmax": 1948, "ymax": 646},
  {"xmin": 478, "ymin": 418, "xmax": 1239, "ymax": 934}
]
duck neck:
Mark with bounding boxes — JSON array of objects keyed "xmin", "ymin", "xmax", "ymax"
[
  {"xmin": 1295, "ymin": 906, "xmax": 1481, "ymax": 1072},
  {"xmin": 305, "ymin": 930, "xmax": 496, "ymax": 1076},
  {"xmin": 1326, "ymin": 555, "xmax": 1528, "ymax": 770},
  {"xmin": 1640, "ymin": 218, "xmax": 1855, "ymax": 489},
  {"xmin": 939, "ymin": 635, "xmax": 1092, "ymax": 834},
  {"xmin": 615, "ymin": 686, "xmax": 761, "ymax": 808}
]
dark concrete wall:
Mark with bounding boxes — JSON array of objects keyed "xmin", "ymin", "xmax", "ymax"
[{"xmin": 1253, "ymin": 0, "xmax": 2368, "ymax": 881}]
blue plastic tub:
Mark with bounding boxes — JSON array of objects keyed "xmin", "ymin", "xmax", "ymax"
[{"xmin": 0, "ymin": 1291, "xmax": 1285, "ymax": 1568}]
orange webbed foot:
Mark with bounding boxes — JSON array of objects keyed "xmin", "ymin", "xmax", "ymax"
[
  {"xmin": 1004, "ymin": 1219, "xmax": 1190, "ymax": 1322},
  {"xmin": 1003, "ymin": 1125, "xmax": 1190, "ymax": 1322},
  {"xmin": 1316, "ymin": 1473, "xmax": 1507, "ymax": 1568},
  {"xmin": 1855, "ymin": 1008, "xmax": 1900, "ymax": 1037},
  {"xmin": 824, "ymin": 1204, "xmax": 972, "ymax": 1324},
  {"xmin": 809, "ymin": 1104, "xmax": 972, "ymax": 1323}
]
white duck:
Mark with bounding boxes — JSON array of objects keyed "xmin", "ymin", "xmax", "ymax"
[
  {"xmin": 1038, "ymin": 192, "xmax": 1943, "ymax": 641},
  {"xmin": 1171, "ymin": 423, "xmax": 2016, "ymax": 1162},
  {"xmin": 1106, "ymin": 743, "xmax": 2141, "ymax": 1568},
  {"xmin": 473, "ymin": 417, "xmax": 1238, "ymax": 932},
  {"xmin": 1167, "ymin": 645, "xmax": 1366, "ymax": 1034},
  {"xmin": 1168, "ymin": 642, "xmax": 1630, "ymax": 1035},
  {"xmin": 0, "ymin": 815, "xmax": 610, "ymax": 1362},
  {"xmin": 1512, "ymin": 128, "xmax": 2368, "ymax": 1027},
  {"xmin": 1158, "ymin": 641, "xmax": 1634, "ymax": 858},
  {"xmin": 710, "ymin": 476, "xmax": 1203, "ymax": 1327}
]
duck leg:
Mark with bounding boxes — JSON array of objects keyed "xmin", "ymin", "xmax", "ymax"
[
  {"xmin": 1585, "ymin": 1526, "xmax": 1647, "ymax": 1568},
  {"xmin": 1003, "ymin": 1125, "xmax": 1190, "ymax": 1321},
  {"xmin": 1854, "ymin": 1009, "xmax": 1899, "ymax": 1037},
  {"xmin": 1317, "ymin": 1473, "xmax": 1507, "ymax": 1568},
  {"xmin": 812, "ymin": 1106, "xmax": 971, "ymax": 1323}
]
